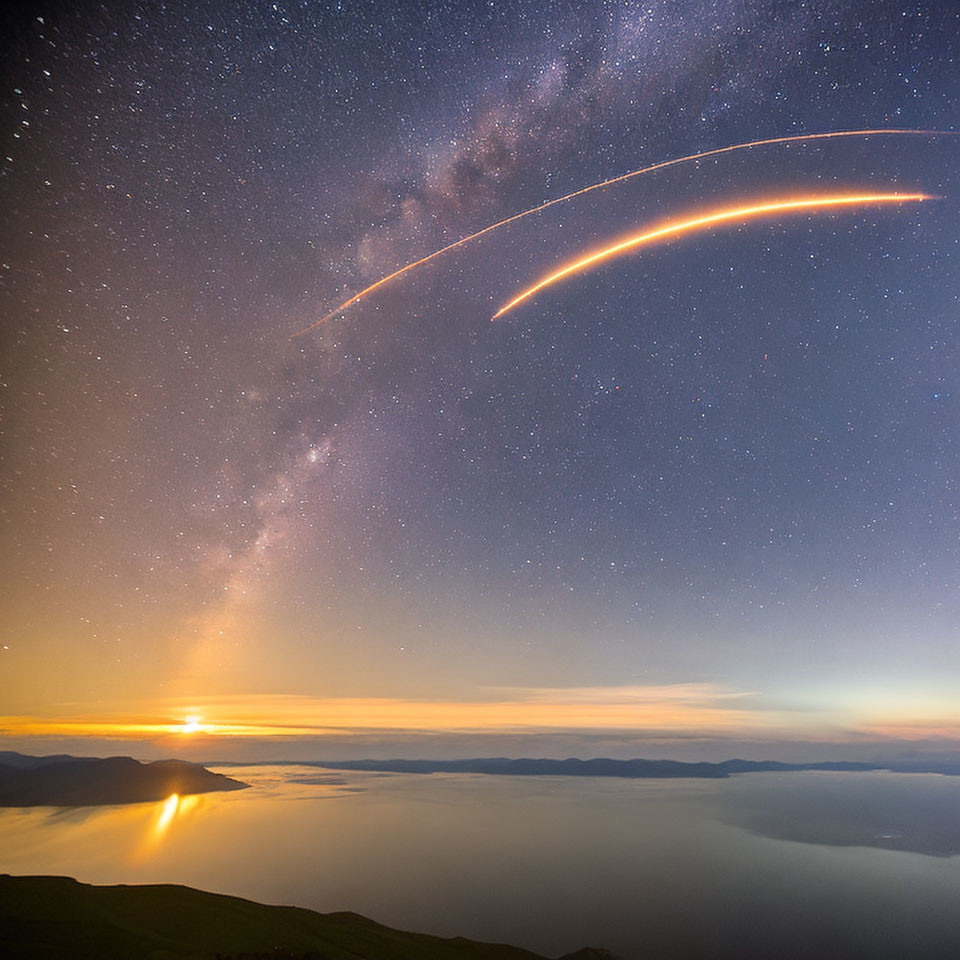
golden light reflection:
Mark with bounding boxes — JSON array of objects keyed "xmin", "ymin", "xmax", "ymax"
[
  {"xmin": 152, "ymin": 792, "xmax": 199, "ymax": 841},
  {"xmin": 492, "ymin": 191, "xmax": 931, "ymax": 318},
  {"xmin": 155, "ymin": 793, "xmax": 180, "ymax": 834}
]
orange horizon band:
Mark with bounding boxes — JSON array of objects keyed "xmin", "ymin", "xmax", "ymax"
[
  {"xmin": 292, "ymin": 129, "xmax": 954, "ymax": 338},
  {"xmin": 491, "ymin": 192, "xmax": 933, "ymax": 319}
]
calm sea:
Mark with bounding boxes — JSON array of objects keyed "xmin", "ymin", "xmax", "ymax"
[{"xmin": 3, "ymin": 766, "xmax": 960, "ymax": 958}]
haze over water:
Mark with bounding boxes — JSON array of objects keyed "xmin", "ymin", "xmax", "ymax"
[{"xmin": 3, "ymin": 767, "xmax": 960, "ymax": 959}]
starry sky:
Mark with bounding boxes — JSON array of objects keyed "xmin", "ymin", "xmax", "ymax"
[{"xmin": 2, "ymin": 0, "xmax": 959, "ymax": 761}]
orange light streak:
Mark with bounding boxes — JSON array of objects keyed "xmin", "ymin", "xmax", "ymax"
[
  {"xmin": 292, "ymin": 129, "xmax": 953, "ymax": 337},
  {"xmin": 491, "ymin": 192, "xmax": 932, "ymax": 319}
]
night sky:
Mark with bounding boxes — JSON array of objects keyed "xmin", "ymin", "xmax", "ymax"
[{"xmin": 2, "ymin": 0, "xmax": 959, "ymax": 759}]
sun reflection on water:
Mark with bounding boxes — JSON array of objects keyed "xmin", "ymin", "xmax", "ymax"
[{"xmin": 151, "ymin": 792, "xmax": 199, "ymax": 841}]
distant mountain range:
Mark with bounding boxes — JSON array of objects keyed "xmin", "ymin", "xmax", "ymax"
[
  {"xmin": 303, "ymin": 756, "xmax": 960, "ymax": 777},
  {"xmin": 0, "ymin": 874, "xmax": 616, "ymax": 960},
  {"xmin": 0, "ymin": 752, "xmax": 247, "ymax": 806}
]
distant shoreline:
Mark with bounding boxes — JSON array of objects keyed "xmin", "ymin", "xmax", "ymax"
[
  {"xmin": 209, "ymin": 756, "xmax": 960, "ymax": 778},
  {"xmin": 4, "ymin": 752, "xmax": 958, "ymax": 807}
]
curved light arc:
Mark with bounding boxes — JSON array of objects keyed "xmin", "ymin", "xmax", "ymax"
[
  {"xmin": 292, "ymin": 129, "xmax": 953, "ymax": 338},
  {"xmin": 491, "ymin": 192, "xmax": 933, "ymax": 319}
]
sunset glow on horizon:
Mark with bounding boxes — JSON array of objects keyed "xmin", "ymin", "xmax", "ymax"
[{"xmin": 4, "ymin": 683, "xmax": 960, "ymax": 755}]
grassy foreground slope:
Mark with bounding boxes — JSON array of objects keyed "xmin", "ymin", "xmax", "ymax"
[{"xmin": 0, "ymin": 875, "xmax": 612, "ymax": 960}]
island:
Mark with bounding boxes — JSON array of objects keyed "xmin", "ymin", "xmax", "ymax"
[{"xmin": 0, "ymin": 752, "xmax": 248, "ymax": 806}]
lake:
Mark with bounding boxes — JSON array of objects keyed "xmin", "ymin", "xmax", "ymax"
[{"xmin": 3, "ymin": 766, "xmax": 960, "ymax": 958}]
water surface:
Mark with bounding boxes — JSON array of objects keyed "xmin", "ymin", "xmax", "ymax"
[{"xmin": 3, "ymin": 766, "xmax": 960, "ymax": 958}]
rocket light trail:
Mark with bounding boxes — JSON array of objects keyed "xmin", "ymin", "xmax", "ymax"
[
  {"xmin": 292, "ymin": 129, "xmax": 953, "ymax": 338},
  {"xmin": 490, "ymin": 192, "xmax": 932, "ymax": 320}
]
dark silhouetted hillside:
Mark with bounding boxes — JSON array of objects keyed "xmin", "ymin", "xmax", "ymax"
[
  {"xmin": 0, "ymin": 752, "xmax": 247, "ymax": 806},
  {"xmin": 0, "ymin": 875, "xmax": 616, "ymax": 960}
]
